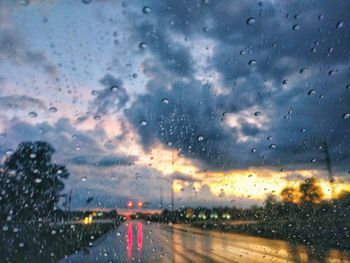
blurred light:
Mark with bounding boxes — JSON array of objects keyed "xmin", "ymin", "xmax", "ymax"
[
  {"xmin": 127, "ymin": 201, "xmax": 133, "ymax": 208},
  {"xmin": 137, "ymin": 202, "xmax": 143, "ymax": 207}
]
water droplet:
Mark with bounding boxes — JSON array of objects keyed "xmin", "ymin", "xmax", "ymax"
[
  {"xmin": 49, "ymin": 107, "xmax": 57, "ymax": 113},
  {"xmin": 35, "ymin": 178, "xmax": 42, "ymax": 183},
  {"xmin": 342, "ymin": 113, "xmax": 350, "ymax": 119},
  {"xmin": 248, "ymin": 60, "xmax": 256, "ymax": 66},
  {"xmin": 82, "ymin": 0, "xmax": 92, "ymax": 4},
  {"xmin": 19, "ymin": 242, "xmax": 24, "ymax": 247},
  {"xmin": 267, "ymin": 136, "xmax": 272, "ymax": 141},
  {"xmin": 308, "ymin": 90, "xmax": 316, "ymax": 96},
  {"xmin": 346, "ymin": 84, "xmax": 350, "ymax": 90},
  {"xmin": 139, "ymin": 120, "xmax": 148, "ymax": 126},
  {"xmin": 336, "ymin": 21, "xmax": 344, "ymax": 28},
  {"xmin": 2, "ymin": 225, "xmax": 8, "ymax": 231},
  {"xmin": 282, "ymin": 79, "xmax": 288, "ymax": 85},
  {"xmin": 197, "ymin": 136, "xmax": 204, "ymax": 142},
  {"xmin": 254, "ymin": 111, "xmax": 261, "ymax": 116},
  {"xmin": 311, "ymin": 158, "xmax": 317, "ymax": 163},
  {"xmin": 139, "ymin": 42, "xmax": 147, "ymax": 49},
  {"xmin": 30, "ymin": 153, "xmax": 36, "ymax": 158},
  {"xmin": 110, "ymin": 86, "xmax": 119, "ymax": 92},
  {"xmin": 292, "ymin": 24, "xmax": 300, "ymax": 30},
  {"xmin": 161, "ymin": 98, "xmax": 169, "ymax": 104},
  {"xmin": 251, "ymin": 148, "xmax": 257, "ymax": 153},
  {"xmin": 81, "ymin": 176, "xmax": 87, "ymax": 182},
  {"xmin": 269, "ymin": 144, "xmax": 276, "ymax": 149},
  {"xmin": 142, "ymin": 6, "xmax": 151, "ymax": 14},
  {"xmin": 94, "ymin": 115, "xmax": 101, "ymax": 120},
  {"xmin": 28, "ymin": 112, "xmax": 37, "ymax": 118},
  {"xmin": 246, "ymin": 17, "xmax": 255, "ymax": 25},
  {"xmin": 328, "ymin": 70, "xmax": 336, "ymax": 76},
  {"xmin": 301, "ymin": 128, "xmax": 306, "ymax": 132},
  {"xmin": 299, "ymin": 68, "xmax": 307, "ymax": 74},
  {"xmin": 91, "ymin": 90, "xmax": 98, "ymax": 96}
]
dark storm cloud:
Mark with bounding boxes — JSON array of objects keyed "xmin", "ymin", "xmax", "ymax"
[
  {"xmin": 0, "ymin": 3, "xmax": 58, "ymax": 76},
  {"xmin": 126, "ymin": 79, "xmax": 261, "ymax": 170},
  {"xmin": 0, "ymin": 117, "xmax": 135, "ymax": 167},
  {"xmin": 92, "ymin": 74, "xmax": 129, "ymax": 114},
  {"xmin": 124, "ymin": 0, "xmax": 350, "ymax": 172},
  {"xmin": 0, "ymin": 95, "xmax": 46, "ymax": 110},
  {"xmin": 0, "ymin": 28, "xmax": 57, "ymax": 76},
  {"xmin": 69, "ymin": 154, "xmax": 135, "ymax": 167},
  {"xmin": 135, "ymin": 22, "xmax": 194, "ymax": 77},
  {"xmin": 170, "ymin": 172, "xmax": 201, "ymax": 183}
]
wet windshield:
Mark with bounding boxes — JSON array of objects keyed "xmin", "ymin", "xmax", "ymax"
[{"xmin": 0, "ymin": 0, "xmax": 349, "ymax": 262}]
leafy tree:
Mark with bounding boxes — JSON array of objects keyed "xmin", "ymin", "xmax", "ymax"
[
  {"xmin": 0, "ymin": 141, "xmax": 69, "ymax": 221},
  {"xmin": 299, "ymin": 178, "xmax": 323, "ymax": 204},
  {"xmin": 281, "ymin": 187, "xmax": 300, "ymax": 204}
]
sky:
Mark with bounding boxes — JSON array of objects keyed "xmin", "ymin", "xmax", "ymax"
[{"xmin": 0, "ymin": 0, "xmax": 349, "ymax": 210}]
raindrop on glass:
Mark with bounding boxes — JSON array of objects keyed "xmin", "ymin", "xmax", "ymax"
[
  {"xmin": 35, "ymin": 178, "xmax": 42, "ymax": 183},
  {"xmin": 49, "ymin": 107, "xmax": 57, "ymax": 113},
  {"xmin": 248, "ymin": 60, "xmax": 256, "ymax": 66},
  {"xmin": 292, "ymin": 24, "xmax": 300, "ymax": 30},
  {"xmin": 246, "ymin": 17, "xmax": 255, "ymax": 25},
  {"xmin": 336, "ymin": 21, "xmax": 344, "ymax": 28},
  {"xmin": 269, "ymin": 144, "xmax": 276, "ymax": 149},
  {"xmin": 142, "ymin": 6, "xmax": 151, "ymax": 14},
  {"xmin": 28, "ymin": 112, "xmax": 38, "ymax": 118},
  {"xmin": 139, "ymin": 120, "xmax": 148, "ymax": 126},
  {"xmin": 110, "ymin": 86, "xmax": 119, "ymax": 92},
  {"xmin": 342, "ymin": 113, "xmax": 350, "ymax": 119},
  {"xmin": 161, "ymin": 98, "xmax": 169, "ymax": 104},
  {"xmin": 81, "ymin": 176, "xmax": 87, "ymax": 182},
  {"xmin": 82, "ymin": 0, "xmax": 92, "ymax": 4},
  {"xmin": 139, "ymin": 42, "xmax": 147, "ymax": 49},
  {"xmin": 197, "ymin": 136, "xmax": 204, "ymax": 142},
  {"xmin": 308, "ymin": 90, "xmax": 316, "ymax": 96}
]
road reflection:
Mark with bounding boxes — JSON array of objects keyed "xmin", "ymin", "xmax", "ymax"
[{"xmin": 61, "ymin": 220, "xmax": 350, "ymax": 263}]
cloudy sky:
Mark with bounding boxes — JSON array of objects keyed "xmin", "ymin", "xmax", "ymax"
[{"xmin": 0, "ymin": 0, "xmax": 349, "ymax": 209}]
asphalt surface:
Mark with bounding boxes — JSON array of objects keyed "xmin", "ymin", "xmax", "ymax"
[{"xmin": 61, "ymin": 220, "xmax": 349, "ymax": 263}]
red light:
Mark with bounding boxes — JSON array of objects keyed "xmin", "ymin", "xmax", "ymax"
[
  {"xmin": 137, "ymin": 202, "xmax": 143, "ymax": 207},
  {"xmin": 127, "ymin": 201, "xmax": 133, "ymax": 208}
]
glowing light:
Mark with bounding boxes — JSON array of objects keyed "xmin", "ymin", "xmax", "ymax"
[
  {"xmin": 127, "ymin": 201, "xmax": 133, "ymax": 208},
  {"xmin": 137, "ymin": 222, "xmax": 143, "ymax": 254},
  {"xmin": 127, "ymin": 222, "xmax": 132, "ymax": 260},
  {"xmin": 137, "ymin": 202, "xmax": 143, "ymax": 208}
]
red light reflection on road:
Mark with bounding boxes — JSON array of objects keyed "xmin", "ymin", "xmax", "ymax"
[
  {"xmin": 127, "ymin": 222, "xmax": 132, "ymax": 260},
  {"xmin": 137, "ymin": 221, "xmax": 143, "ymax": 255}
]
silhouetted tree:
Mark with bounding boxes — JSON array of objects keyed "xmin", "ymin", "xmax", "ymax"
[
  {"xmin": 281, "ymin": 187, "xmax": 300, "ymax": 204},
  {"xmin": 299, "ymin": 178, "xmax": 323, "ymax": 204},
  {"xmin": 0, "ymin": 141, "xmax": 69, "ymax": 221}
]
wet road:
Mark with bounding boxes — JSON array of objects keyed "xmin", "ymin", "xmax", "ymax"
[{"xmin": 61, "ymin": 220, "xmax": 349, "ymax": 263}]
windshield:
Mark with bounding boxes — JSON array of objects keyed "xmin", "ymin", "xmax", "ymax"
[{"xmin": 0, "ymin": 0, "xmax": 349, "ymax": 262}]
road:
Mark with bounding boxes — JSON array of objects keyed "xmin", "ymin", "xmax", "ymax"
[{"xmin": 61, "ymin": 220, "xmax": 349, "ymax": 263}]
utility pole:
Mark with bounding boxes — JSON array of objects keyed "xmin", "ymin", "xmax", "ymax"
[
  {"xmin": 159, "ymin": 185, "xmax": 163, "ymax": 209},
  {"xmin": 171, "ymin": 180, "xmax": 174, "ymax": 212},
  {"xmin": 323, "ymin": 141, "xmax": 335, "ymax": 198}
]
